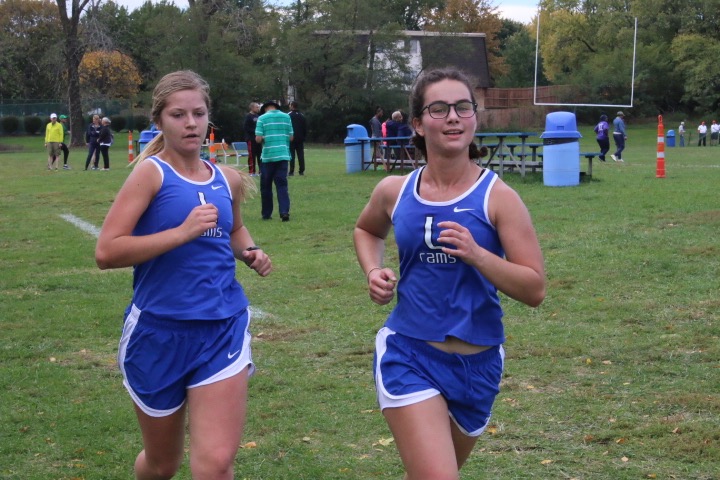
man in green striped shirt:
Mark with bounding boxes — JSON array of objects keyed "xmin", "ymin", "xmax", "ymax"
[{"xmin": 255, "ymin": 100, "xmax": 294, "ymax": 222}]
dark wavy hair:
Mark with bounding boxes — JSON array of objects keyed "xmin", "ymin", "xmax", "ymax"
[{"xmin": 410, "ymin": 68, "xmax": 486, "ymax": 161}]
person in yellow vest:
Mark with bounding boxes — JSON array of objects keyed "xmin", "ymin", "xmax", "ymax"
[{"xmin": 45, "ymin": 113, "xmax": 64, "ymax": 170}]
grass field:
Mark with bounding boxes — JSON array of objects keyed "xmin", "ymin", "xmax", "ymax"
[{"xmin": 1, "ymin": 124, "xmax": 719, "ymax": 480}]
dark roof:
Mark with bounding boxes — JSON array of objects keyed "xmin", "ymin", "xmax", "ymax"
[{"xmin": 405, "ymin": 32, "xmax": 491, "ymax": 89}]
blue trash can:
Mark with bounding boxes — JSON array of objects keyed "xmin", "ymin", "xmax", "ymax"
[
  {"xmin": 344, "ymin": 124, "xmax": 370, "ymax": 173},
  {"xmin": 138, "ymin": 124, "xmax": 161, "ymax": 153},
  {"xmin": 666, "ymin": 129, "xmax": 675, "ymax": 147},
  {"xmin": 540, "ymin": 112, "xmax": 582, "ymax": 187}
]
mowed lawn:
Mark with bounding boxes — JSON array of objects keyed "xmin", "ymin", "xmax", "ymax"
[{"xmin": 1, "ymin": 124, "xmax": 718, "ymax": 479}]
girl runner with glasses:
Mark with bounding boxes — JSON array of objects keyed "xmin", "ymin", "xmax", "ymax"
[{"xmin": 354, "ymin": 68, "xmax": 546, "ymax": 479}]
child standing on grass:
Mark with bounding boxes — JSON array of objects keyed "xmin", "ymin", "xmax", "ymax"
[
  {"xmin": 95, "ymin": 70, "xmax": 271, "ymax": 480},
  {"xmin": 353, "ymin": 68, "xmax": 545, "ymax": 480}
]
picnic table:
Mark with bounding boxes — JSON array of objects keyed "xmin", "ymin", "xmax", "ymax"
[
  {"xmin": 368, "ymin": 136, "xmax": 421, "ymax": 172},
  {"xmin": 475, "ymin": 132, "xmax": 537, "ymax": 178}
]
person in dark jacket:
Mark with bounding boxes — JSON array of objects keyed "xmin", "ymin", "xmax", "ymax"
[
  {"xmin": 85, "ymin": 114, "xmax": 102, "ymax": 170},
  {"xmin": 97, "ymin": 117, "xmax": 113, "ymax": 170},
  {"xmin": 288, "ymin": 101, "xmax": 308, "ymax": 176},
  {"xmin": 243, "ymin": 102, "xmax": 261, "ymax": 176}
]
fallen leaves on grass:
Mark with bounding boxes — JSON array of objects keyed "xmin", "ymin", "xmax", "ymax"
[{"xmin": 373, "ymin": 437, "xmax": 394, "ymax": 447}]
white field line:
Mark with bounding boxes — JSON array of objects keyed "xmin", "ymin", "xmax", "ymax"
[
  {"xmin": 59, "ymin": 213, "xmax": 268, "ymax": 319},
  {"xmin": 60, "ymin": 213, "xmax": 102, "ymax": 238}
]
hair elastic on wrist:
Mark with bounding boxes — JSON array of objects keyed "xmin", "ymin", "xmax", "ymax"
[{"xmin": 366, "ymin": 267, "xmax": 382, "ymax": 281}]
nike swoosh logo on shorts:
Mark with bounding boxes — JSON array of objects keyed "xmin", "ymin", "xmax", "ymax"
[
  {"xmin": 453, "ymin": 207, "xmax": 474, "ymax": 212},
  {"xmin": 228, "ymin": 350, "xmax": 241, "ymax": 359},
  {"xmin": 212, "ymin": 184, "xmax": 223, "ymax": 190}
]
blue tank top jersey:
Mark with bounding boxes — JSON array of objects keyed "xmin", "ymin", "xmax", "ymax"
[
  {"xmin": 386, "ymin": 166, "xmax": 505, "ymax": 345},
  {"xmin": 130, "ymin": 157, "xmax": 248, "ymax": 321}
]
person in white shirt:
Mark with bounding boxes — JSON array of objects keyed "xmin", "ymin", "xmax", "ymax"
[
  {"xmin": 678, "ymin": 121, "xmax": 685, "ymax": 147},
  {"xmin": 710, "ymin": 120, "xmax": 719, "ymax": 146},
  {"xmin": 697, "ymin": 121, "xmax": 708, "ymax": 146}
]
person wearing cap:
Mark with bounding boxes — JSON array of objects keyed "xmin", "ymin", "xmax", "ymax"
[
  {"xmin": 678, "ymin": 121, "xmax": 685, "ymax": 147},
  {"xmin": 710, "ymin": 120, "xmax": 719, "ymax": 146},
  {"xmin": 611, "ymin": 111, "xmax": 627, "ymax": 162},
  {"xmin": 255, "ymin": 100, "xmax": 293, "ymax": 221},
  {"xmin": 57, "ymin": 115, "xmax": 71, "ymax": 169},
  {"xmin": 697, "ymin": 121, "xmax": 707, "ymax": 147},
  {"xmin": 594, "ymin": 114, "xmax": 610, "ymax": 161},
  {"xmin": 45, "ymin": 113, "xmax": 64, "ymax": 170}
]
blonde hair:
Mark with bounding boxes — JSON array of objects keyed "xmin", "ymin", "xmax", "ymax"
[
  {"xmin": 129, "ymin": 70, "xmax": 255, "ymax": 198},
  {"xmin": 131, "ymin": 70, "xmax": 211, "ymax": 166}
]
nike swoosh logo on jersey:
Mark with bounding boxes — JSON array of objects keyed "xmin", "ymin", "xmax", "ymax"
[
  {"xmin": 228, "ymin": 349, "xmax": 241, "ymax": 359},
  {"xmin": 453, "ymin": 207, "xmax": 474, "ymax": 212},
  {"xmin": 212, "ymin": 184, "xmax": 223, "ymax": 190}
]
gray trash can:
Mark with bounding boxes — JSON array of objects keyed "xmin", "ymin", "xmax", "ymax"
[
  {"xmin": 138, "ymin": 124, "xmax": 161, "ymax": 152},
  {"xmin": 344, "ymin": 124, "xmax": 370, "ymax": 173},
  {"xmin": 666, "ymin": 129, "xmax": 675, "ymax": 147},
  {"xmin": 540, "ymin": 112, "xmax": 582, "ymax": 187}
]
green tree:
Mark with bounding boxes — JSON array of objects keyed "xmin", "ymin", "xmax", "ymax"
[
  {"xmin": 495, "ymin": 25, "xmax": 548, "ymax": 88},
  {"xmin": 0, "ymin": 0, "xmax": 64, "ymax": 100},
  {"xmin": 671, "ymin": 34, "xmax": 720, "ymax": 113}
]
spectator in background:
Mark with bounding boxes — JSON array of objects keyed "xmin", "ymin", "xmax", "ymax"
[
  {"xmin": 58, "ymin": 115, "xmax": 71, "ymax": 169},
  {"xmin": 678, "ymin": 121, "xmax": 685, "ymax": 147},
  {"xmin": 97, "ymin": 117, "xmax": 113, "ymax": 170},
  {"xmin": 256, "ymin": 100, "xmax": 293, "ymax": 221},
  {"xmin": 370, "ymin": 107, "xmax": 384, "ymax": 138},
  {"xmin": 593, "ymin": 114, "xmax": 610, "ymax": 161},
  {"xmin": 385, "ymin": 110, "xmax": 413, "ymax": 146},
  {"xmin": 244, "ymin": 102, "xmax": 261, "ymax": 176},
  {"xmin": 288, "ymin": 101, "xmax": 307, "ymax": 176},
  {"xmin": 697, "ymin": 121, "xmax": 707, "ymax": 146},
  {"xmin": 611, "ymin": 111, "xmax": 626, "ymax": 162},
  {"xmin": 85, "ymin": 114, "xmax": 102, "ymax": 170},
  {"xmin": 45, "ymin": 113, "xmax": 63, "ymax": 170},
  {"xmin": 710, "ymin": 120, "xmax": 719, "ymax": 146}
]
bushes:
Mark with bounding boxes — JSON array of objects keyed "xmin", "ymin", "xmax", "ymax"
[
  {"xmin": 131, "ymin": 115, "xmax": 149, "ymax": 132},
  {"xmin": 110, "ymin": 115, "xmax": 126, "ymax": 132},
  {"xmin": 2, "ymin": 116, "xmax": 20, "ymax": 134},
  {"xmin": 24, "ymin": 116, "xmax": 43, "ymax": 135}
]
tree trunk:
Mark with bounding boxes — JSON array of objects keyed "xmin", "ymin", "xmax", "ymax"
[{"xmin": 57, "ymin": 0, "xmax": 91, "ymax": 147}]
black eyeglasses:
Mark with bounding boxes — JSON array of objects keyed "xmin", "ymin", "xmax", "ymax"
[{"xmin": 421, "ymin": 101, "xmax": 477, "ymax": 119}]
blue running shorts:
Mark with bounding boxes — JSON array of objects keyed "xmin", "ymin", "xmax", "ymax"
[
  {"xmin": 374, "ymin": 327, "xmax": 504, "ymax": 437},
  {"xmin": 118, "ymin": 304, "xmax": 255, "ymax": 417}
]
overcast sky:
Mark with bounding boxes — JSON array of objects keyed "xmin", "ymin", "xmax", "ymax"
[{"xmin": 113, "ymin": 0, "xmax": 539, "ymax": 24}]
